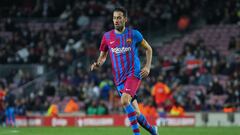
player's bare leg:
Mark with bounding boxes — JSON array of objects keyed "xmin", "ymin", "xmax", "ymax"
[{"xmin": 131, "ymin": 100, "xmax": 141, "ymax": 116}]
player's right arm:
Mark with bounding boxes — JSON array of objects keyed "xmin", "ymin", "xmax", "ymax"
[
  {"xmin": 90, "ymin": 51, "xmax": 108, "ymax": 71},
  {"xmin": 91, "ymin": 33, "xmax": 108, "ymax": 71}
]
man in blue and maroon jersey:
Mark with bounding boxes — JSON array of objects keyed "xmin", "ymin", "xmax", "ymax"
[
  {"xmin": 0, "ymin": 84, "xmax": 6, "ymax": 127},
  {"xmin": 91, "ymin": 7, "xmax": 158, "ymax": 135}
]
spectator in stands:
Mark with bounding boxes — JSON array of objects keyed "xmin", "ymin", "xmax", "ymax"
[
  {"xmin": 76, "ymin": 12, "xmax": 90, "ymax": 28},
  {"xmin": 223, "ymin": 87, "xmax": 237, "ymax": 113},
  {"xmin": 196, "ymin": 69, "xmax": 213, "ymax": 87},
  {"xmin": 139, "ymin": 99, "xmax": 158, "ymax": 117},
  {"xmin": 64, "ymin": 98, "xmax": 79, "ymax": 113},
  {"xmin": 96, "ymin": 100, "xmax": 108, "ymax": 115},
  {"xmin": 4, "ymin": 89, "xmax": 16, "ymax": 126},
  {"xmin": 152, "ymin": 76, "xmax": 171, "ymax": 108},
  {"xmin": 207, "ymin": 77, "xmax": 228, "ymax": 110},
  {"xmin": 86, "ymin": 100, "xmax": 98, "ymax": 115},
  {"xmin": 170, "ymin": 102, "xmax": 185, "ymax": 116},
  {"xmin": 15, "ymin": 99, "xmax": 26, "ymax": 116},
  {"xmin": 99, "ymin": 77, "xmax": 113, "ymax": 101},
  {"xmin": 47, "ymin": 103, "xmax": 59, "ymax": 117},
  {"xmin": 59, "ymin": 5, "xmax": 72, "ymax": 20},
  {"xmin": 177, "ymin": 15, "xmax": 190, "ymax": 32},
  {"xmin": 86, "ymin": 100, "xmax": 108, "ymax": 115}
]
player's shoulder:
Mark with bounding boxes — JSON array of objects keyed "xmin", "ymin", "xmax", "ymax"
[
  {"xmin": 104, "ymin": 30, "xmax": 112, "ymax": 34},
  {"xmin": 128, "ymin": 28, "xmax": 142, "ymax": 39},
  {"xmin": 130, "ymin": 28, "xmax": 139, "ymax": 31},
  {"xmin": 129, "ymin": 28, "xmax": 142, "ymax": 35},
  {"xmin": 103, "ymin": 29, "xmax": 114, "ymax": 36}
]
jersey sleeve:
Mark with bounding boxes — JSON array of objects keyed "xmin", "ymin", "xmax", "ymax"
[
  {"xmin": 133, "ymin": 30, "xmax": 143, "ymax": 44},
  {"xmin": 99, "ymin": 34, "xmax": 108, "ymax": 52}
]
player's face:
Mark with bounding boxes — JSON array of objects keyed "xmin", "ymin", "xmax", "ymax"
[{"xmin": 113, "ymin": 11, "xmax": 127, "ymax": 31}]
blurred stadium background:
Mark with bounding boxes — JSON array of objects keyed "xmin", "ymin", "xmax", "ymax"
[{"xmin": 0, "ymin": 0, "xmax": 240, "ymax": 135}]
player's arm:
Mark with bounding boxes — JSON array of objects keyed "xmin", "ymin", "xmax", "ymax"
[
  {"xmin": 140, "ymin": 39, "xmax": 152, "ymax": 78},
  {"xmin": 91, "ymin": 33, "xmax": 108, "ymax": 71},
  {"xmin": 90, "ymin": 51, "xmax": 108, "ymax": 71}
]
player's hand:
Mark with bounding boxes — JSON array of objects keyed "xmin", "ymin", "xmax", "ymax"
[
  {"xmin": 140, "ymin": 66, "xmax": 150, "ymax": 78},
  {"xmin": 90, "ymin": 62, "xmax": 101, "ymax": 71}
]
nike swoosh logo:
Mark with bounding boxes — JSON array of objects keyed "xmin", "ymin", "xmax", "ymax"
[
  {"xmin": 126, "ymin": 88, "xmax": 131, "ymax": 91},
  {"xmin": 110, "ymin": 41, "xmax": 115, "ymax": 44}
]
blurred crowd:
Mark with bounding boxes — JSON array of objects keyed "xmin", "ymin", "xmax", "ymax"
[
  {"xmin": 0, "ymin": 0, "xmax": 240, "ymax": 127},
  {"xmin": 0, "ymin": 0, "xmax": 240, "ymax": 30}
]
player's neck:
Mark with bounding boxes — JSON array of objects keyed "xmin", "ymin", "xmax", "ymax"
[{"xmin": 115, "ymin": 27, "xmax": 125, "ymax": 34}]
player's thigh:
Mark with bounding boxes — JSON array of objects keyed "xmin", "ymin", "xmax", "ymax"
[
  {"xmin": 132, "ymin": 99, "xmax": 141, "ymax": 116},
  {"xmin": 122, "ymin": 77, "xmax": 141, "ymax": 97}
]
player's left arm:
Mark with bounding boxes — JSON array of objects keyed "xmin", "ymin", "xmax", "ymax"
[{"xmin": 140, "ymin": 39, "xmax": 152, "ymax": 78}]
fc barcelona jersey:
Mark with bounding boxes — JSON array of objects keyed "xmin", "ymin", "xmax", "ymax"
[{"xmin": 99, "ymin": 28, "xmax": 143, "ymax": 85}]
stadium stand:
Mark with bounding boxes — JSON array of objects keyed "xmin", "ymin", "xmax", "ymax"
[{"xmin": 0, "ymin": 0, "xmax": 239, "ymax": 119}]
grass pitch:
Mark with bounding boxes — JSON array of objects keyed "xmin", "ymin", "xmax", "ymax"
[{"xmin": 0, "ymin": 127, "xmax": 239, "ymax": 135}]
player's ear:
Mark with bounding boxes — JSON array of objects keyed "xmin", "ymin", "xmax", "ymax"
[{"xmin": 125, "ymin": 17, "xmax": 128, "ymax": 23}]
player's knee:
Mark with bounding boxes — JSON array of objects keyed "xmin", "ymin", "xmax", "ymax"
[
  {"xmin": 121, "ymin": 94, "xmax": 131, "ymax": 106},
  {"xmin": 135, "ymin": 110, "xmax": 141, "ymax": 116},
  {"xmin": 121, "ymin": 97, "xmax": 129, "ymax": 106}
]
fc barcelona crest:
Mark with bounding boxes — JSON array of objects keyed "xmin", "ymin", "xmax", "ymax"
[{"xmin": 126, "ymin": 38, "xmax": 132, "ymax": 45}]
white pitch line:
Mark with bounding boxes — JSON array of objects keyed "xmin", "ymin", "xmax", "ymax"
[
  {"xmin": 10, "ymin": 130, "xmax": 19, "ymax": 133},
  {"xmin": 0, "ymin": 130, "xmax": 20, "ymax": 135}
]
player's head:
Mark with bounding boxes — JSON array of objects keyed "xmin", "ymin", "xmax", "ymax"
[{"xmin": 113, "ymin": 7, "xmax": 127, "ymax": 31}]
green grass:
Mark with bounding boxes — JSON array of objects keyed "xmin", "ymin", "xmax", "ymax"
[{"xmin": 0, "ymin": 127, "xmax": 239, "ymax": 135}]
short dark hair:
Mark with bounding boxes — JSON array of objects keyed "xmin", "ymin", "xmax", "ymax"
[{"xmin": 113, "ymin": 7, "xmax": 127, "ymax": 17}]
